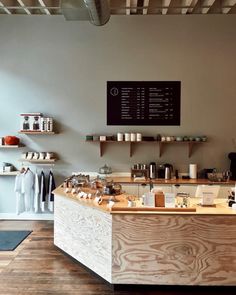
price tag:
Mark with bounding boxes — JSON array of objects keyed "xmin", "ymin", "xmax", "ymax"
[
  {"xmin": 164, "ymin": 193, "xmax": 175, "ymax": 208},
  {"xmin": 107, "ymin": 200, "xmax": 115, "ymax": 209},
  {"xmin": 95, "ymin": 196, "xmax": 102, "ymax": 205},
  {"xmin": 202, "ymin": 192, "xmax": 214, "ymax": 205},
  {"xmin": 78, "ymin": 192, "xmax": 84, "ymax": 198}
]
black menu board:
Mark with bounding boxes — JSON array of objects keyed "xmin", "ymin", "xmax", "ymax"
[{"xmin": 107, "ymin": 81, "xmax": 181, "ymax": 126}]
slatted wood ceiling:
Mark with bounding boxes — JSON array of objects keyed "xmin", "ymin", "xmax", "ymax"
[{"xmin": 0, "ymin": 0, "xmax": 236, "ymax": 15}]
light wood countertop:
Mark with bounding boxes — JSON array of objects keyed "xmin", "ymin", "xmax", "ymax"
[
  {"xmin": 53, "ymin": 186, "xmax": 236, "ymax": 215},
  {"xmin": 106, "ymin": 177, "xmax": 236, "ymax": 185}
]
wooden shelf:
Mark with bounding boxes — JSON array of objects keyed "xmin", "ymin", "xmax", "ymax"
[
  {"xmin": 0, "ymin": 171, "xmax": 19, "ymax": 176},
  {"xmin": 19, "ymin": 159, "xmax": 57, "ymax": 165},
  {"xmin": 87, "ymin": 140, "xmax": 157, "ymax": 157},
  {"xmin": 159, "ymin": 141, "xmax": 206, "ymax": 158},
  {"xmin": 87, "ymin": 140, "xmax": 207, "ymax": 158},
  {"xmin": 0, "ymin": 145, "xmax": 23, "ymax": 149},
  {"xmin": 19, "ymin": 131, "xmax": 55, "ymax": 135}
]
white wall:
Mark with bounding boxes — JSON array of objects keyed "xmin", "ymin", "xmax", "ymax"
[{"xmin": 0, "ymin": 15, "xmax": 236, "ymax": 213}]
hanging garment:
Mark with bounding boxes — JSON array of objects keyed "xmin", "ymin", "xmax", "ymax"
[
  {"xmin": 14, "ymin": 173, "xmax": 24, "ymax": 215},
  {"xmin": 34, "ymin": 173, "xmax": 40, "ymax": 213},
  {"xmin": 21, "ymin": 169, "xmax": 35, "ymax": 212},
  {"xmin": 48, "ymin": 171, "xmax": 56, "ymax": 212},
  {"xmin": 40, "ymin": 171, "xmax": 47, "ymax": 212}
]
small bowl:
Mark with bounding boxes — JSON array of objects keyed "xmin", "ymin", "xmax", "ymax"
[{"xmin": 176, "ymin": 136, "xmax": 183, "ymax": 141}]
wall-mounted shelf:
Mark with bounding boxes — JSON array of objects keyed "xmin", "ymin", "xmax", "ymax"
[
  {"xmin": 87, "ymin": 140, "xmax": 207, "ymax": 158},
  {"xmin": 87, "ymin": 140, "xmax": 156, "ymax": 157},
  {"xmin": 19, "ymin": 159, "xmax": 57, "ymax": 165},
  {"xmin": 159, "ymin": 141, "xmax": 206, "ymax": 158},
  {"xmin": 19, "ymin": 131, "xmax": 55, "ymax": 135},
  {"xmin": 0, "ymin": 171, "xmax": 19, "ymax": 176},
  {"xmin": 0, "ymin": 145, "xmax": 24, "ymax": 149}
]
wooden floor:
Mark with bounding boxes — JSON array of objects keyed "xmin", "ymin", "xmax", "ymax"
[{"xmin": 0, "ymin": 221, "xmax": 234, "ymax": 295}]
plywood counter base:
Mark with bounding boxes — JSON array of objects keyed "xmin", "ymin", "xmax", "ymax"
[{"xmin": 54, "ymin": 191, "xmax": 236, "ymax": 286}]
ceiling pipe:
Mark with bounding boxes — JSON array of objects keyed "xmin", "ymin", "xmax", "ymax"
[
  {"xmin": 61, "ymin": 0, "xmax": 110, "ymax": 26},
  {"xmin": 84, "ymin": 0, "xmax": 110, "ymax": 26}
]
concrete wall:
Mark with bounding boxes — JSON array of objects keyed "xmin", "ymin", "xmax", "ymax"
[{"xmin": 0, "ymin": 15, "xmax": 236, "ymax": 213}]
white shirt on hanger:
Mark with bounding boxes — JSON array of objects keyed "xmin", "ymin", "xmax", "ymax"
[
  {"xmin": 14, "ymin": 173, "xmax": 24, "ymax": 215},
  {"xmin": 34, "ymin": 173, "xmax": 40, "ymax": 213},
  {"xmin": 21, "ymin": 169, "xmax": 35, "ymax": 212}
]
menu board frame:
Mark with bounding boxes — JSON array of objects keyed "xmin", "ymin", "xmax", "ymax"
[{"xmin": 107, "ymin": 81, "xmax": 181, "ymax": 126}]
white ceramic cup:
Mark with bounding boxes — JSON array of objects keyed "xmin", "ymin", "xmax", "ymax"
[
  {"xmin": 131, "ymin": 133, "xmax": 136, "ymax": 142},
  {"xmin": 117, "ymin": 133, "xmax": 123, "ymax": 141},
  {"xmin": 125, "ymin": 133, "xmax": 131, "ymax": 141},
  {"xmin": 136, "ymin": 133, "xmax": 142, "ymax": 142}
]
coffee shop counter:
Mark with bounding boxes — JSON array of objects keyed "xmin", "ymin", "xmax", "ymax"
[
  {"xmin": 106, "ymin": 177, "xmax": 235, "ymax": 185},
  {"xmin": 54, "ymin": 186, "xmax": 236, "ymax": 286}
]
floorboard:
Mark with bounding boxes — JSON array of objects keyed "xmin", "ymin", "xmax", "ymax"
[{"xmin": 0, "ymin": 220, "xmax": 235, "ymax": 295}]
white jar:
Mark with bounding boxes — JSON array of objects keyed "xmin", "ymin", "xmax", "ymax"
[
  {"xmin": 161, "ymin": 136, "xmax": 166, "ymax": 142},
  {"xmin": 136, "ymin": 133, "xmax": 142, "ymax": 142},
  {"xmin": 125, "ymin": 133, "xmax": 131, "ymax": 141},
  {"xmin": 39, "ymin": 152, "xmax": 46, "ymax": 160},
  {"xmin": 189, "ymin": 164, "xmax": 197, "ymax": 179},
  {"xmin": 117, "ymin": 133, "xmax": 123, "ymax": 141},
  {"xmin": 46, "ymin": 152, "xmax": 54, "ymax": 159},
  {"xmin": 130, "ymin": 133, "xmax": 136, "ymax": 142},
  {"xmin": 46, "ymin": 118, "xmax": 53, "ymax": 132}
]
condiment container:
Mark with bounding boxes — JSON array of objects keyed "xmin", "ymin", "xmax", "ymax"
[{"xmin": 155, "ymin": 192, "xmax": 165, "ymax": 207}]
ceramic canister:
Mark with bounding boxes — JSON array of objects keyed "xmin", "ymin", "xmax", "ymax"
[
  {"xmin": 131, "ymin": 133, "xmax": 136, "ymax": 142},
  {"xmin": 117, "ymin": 133, "xmax": 123, "ymax": 141},
  {"xmin": 125, "ymin": 133, "xmax": 131, "ymax": 141},
  {"xmin": 136, "ymin": 133, "xmax": 142, "ymax": 141}
]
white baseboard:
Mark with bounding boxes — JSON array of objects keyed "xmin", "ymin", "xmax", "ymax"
[{"xmin": 0, "ymin": 212, "xmax": 54, "ymax": 220}]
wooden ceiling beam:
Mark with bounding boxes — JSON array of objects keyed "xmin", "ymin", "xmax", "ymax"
[
  {"xmin": 126, "ymin": 0, "xmax": 130, "ymax": 14},
  {"xmin": 17, "ymin": 0, "xmax": 31, "ymax": 14},
  {"xmin": 0, "ymin": 1, "xmax": 11, "ymax": 14},
  {"xmin": 201, "ymin": 0, "xmax": 216, "ymax": 14},
  {"xmin": 143, "ymin": 0, "xmax": 149, "ymax": 14},
  {"xmin": 130, "ymin": 0, "xmax": 138, "ymax": 13},
  {"xmin": 222, "ymin": 0, "xmax": 236, "ymax": 13},
  {"xmin": 162, "ymin": 0, "xmax": 171, "ymax": 14},
  {"xmin": 181, "ymin": 0, "xmax": 196, "ymax": 14},
  {"xmin": 38, "ymin": 0, "xmax": 50, "ymax": 15}
]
